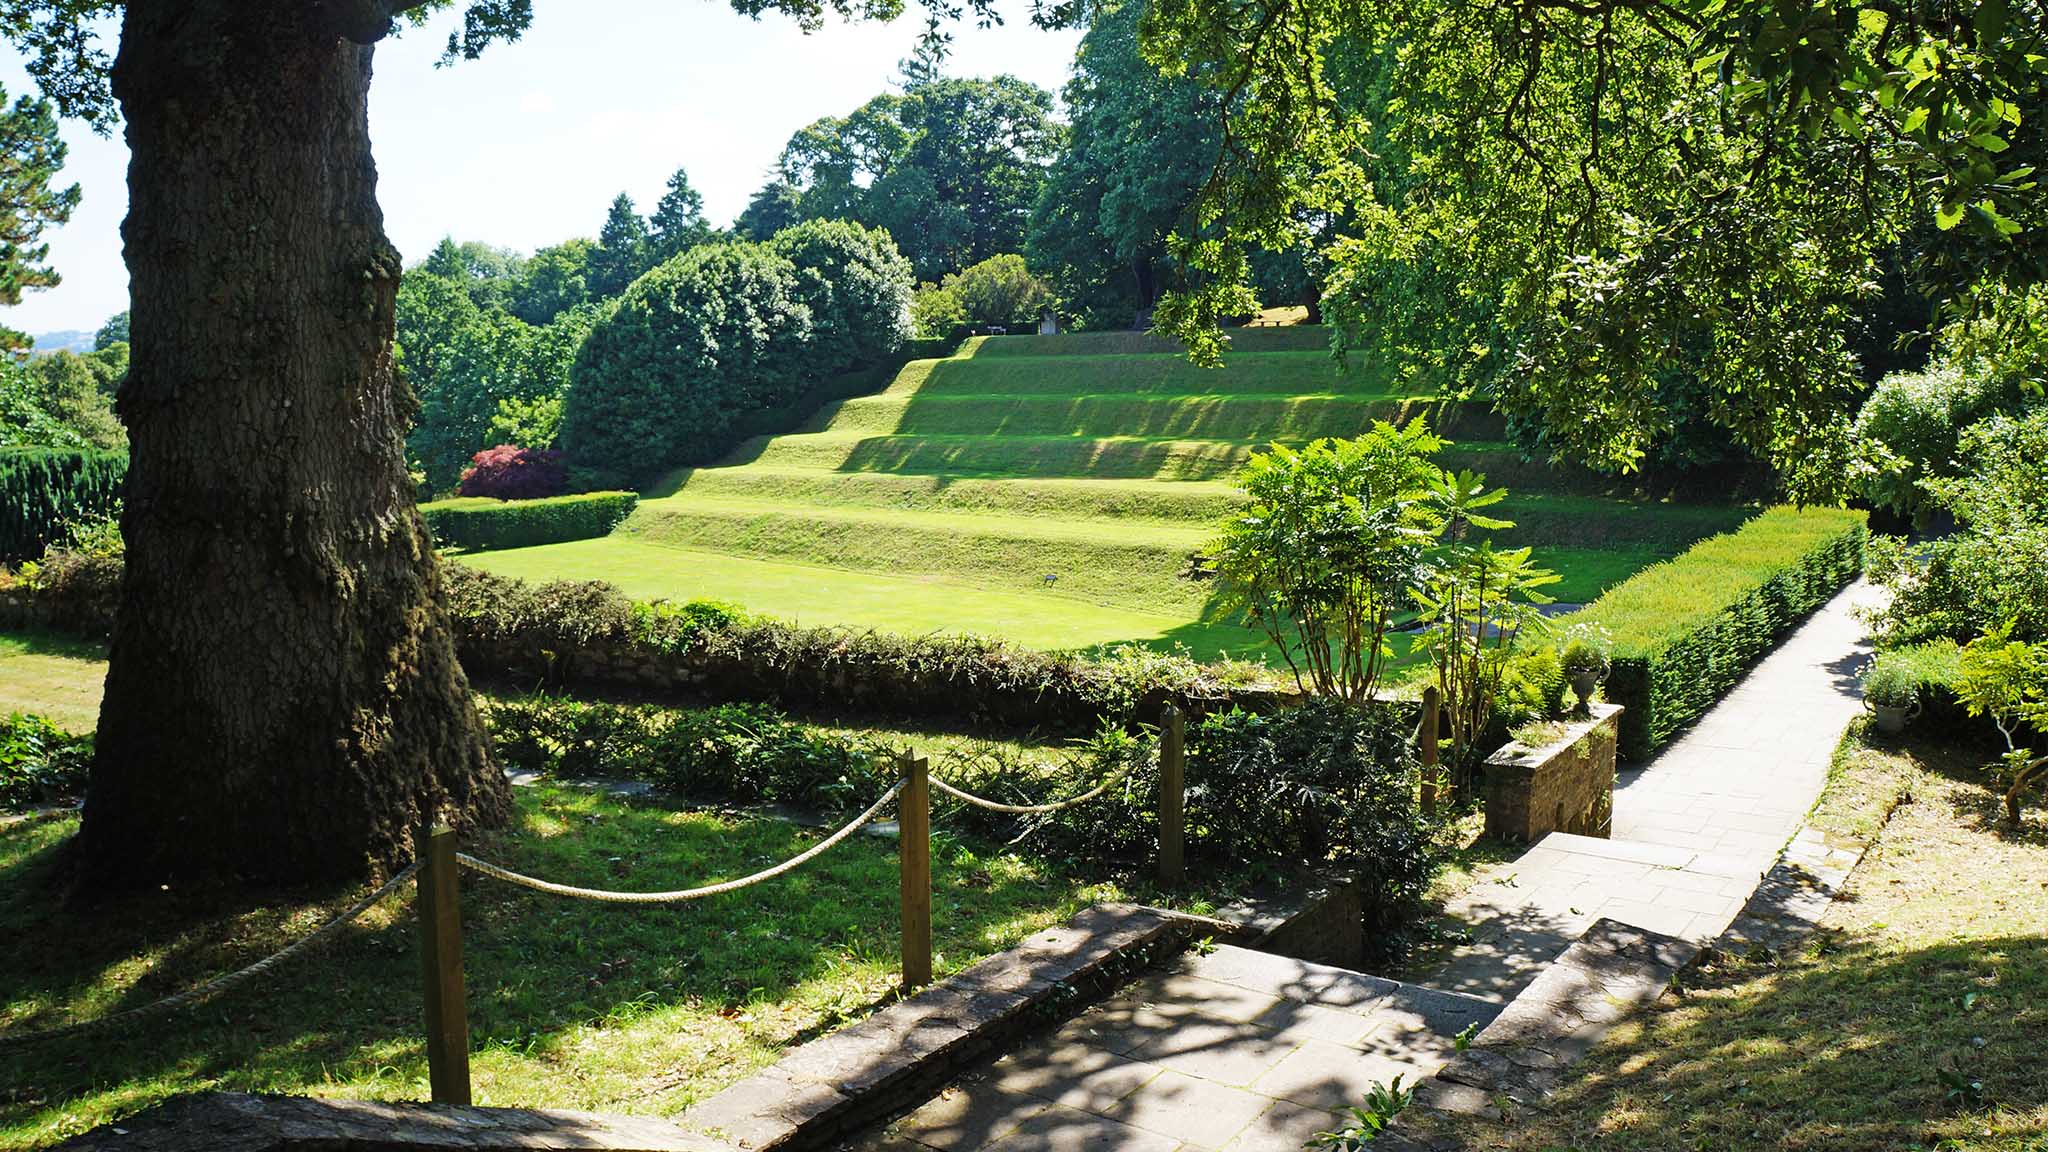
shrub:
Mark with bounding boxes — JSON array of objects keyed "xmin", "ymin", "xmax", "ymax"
[
  {"xmin": 1029, "ymin": 699, "xmax": 1440, "ymax": 936},
  {"xmin": 1867, "ymin": 639, "xmax": 1978, "ymax": 735},
  {"xmin": 1953, "ymin": 624, "xmax": 2048, "ymax": 823},
  {"xmin": 455, "ymin": 444, "xmax": 569, "ymax": 499},
  {"xmin": 0, "ymin": 448, "xmax": 126, "ymax": 565},
  {"xmin": 1568, "ymin": 506, "xmax": 1868, "ymax": 758},
  {"xmin": 560, "ymin": 241, "xmax": 812, "ymax": 485},
  {"xmin": 910, "ymin": 281, "xmax": 969, "ymax": 340},
  {"xmin": 1211, "ymin": 423, "xmax": 1451, "ymax": 704},
  {"xmin": 939, "ymin": 254, "xmax": 1051, "ymax": 330},
  {"xmin": 420, "ymin": 491, "xmax": 637, "ymax": 552},
  {"xmin": 1852, "ymin": 362, "xmax": 2018, "ymax": 522},
  {"xmin": 433, "ymin": 565, "xmax": 1279, "ymax": 733},
  {"xmin": 0, "ymin": 712, "xmax": 92, "ymax": 810},
  {"xmin": 1867, "ymin": 405, "xmax": 2048, "ymax": 648},
  {"xmin": 770, "ymin": 219, "xmax": 915, "ymax": 377},
  {"xmin": 1557, "ymin": 622, "xmax": 1613, "ymax": 677},
  {"xmin": 483, "ymin": 695, "xmax": 896, "ymax": 811},
  {"xmin": 1860, "ymin": 659, "xmax": 1920, "ymax": 709},
  {"xmin": 1494, "ymin": 645, "xmax": 1569, "ymax": 733}
]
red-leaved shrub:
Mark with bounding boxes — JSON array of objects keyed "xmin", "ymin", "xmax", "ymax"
[{"xmin": 456, "ymin": 445, "xmax": 569, "ymax": 500}]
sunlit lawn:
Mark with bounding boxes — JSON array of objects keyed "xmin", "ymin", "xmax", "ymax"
[
  {"xmin": 0, "ymin": 784, "xmax": 1126, "ymax": 1148},
  {"xmin": 0, "ymin": 631, "xmax": 104, "ymax": 732}
]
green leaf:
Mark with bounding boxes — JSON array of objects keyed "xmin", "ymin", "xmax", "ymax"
[
  {"xmin": 1936, "ymin": 200, "xmax": 1967, "ymax": 230},
  {"xmin": 1969, "ymin": 132, "xmax": 2012, "ymax": 153}
]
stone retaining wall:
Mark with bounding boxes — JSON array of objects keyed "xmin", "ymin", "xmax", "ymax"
[{"xmin": 1482, "ymin": 704, "xmax": 1621, "ymax": 844}]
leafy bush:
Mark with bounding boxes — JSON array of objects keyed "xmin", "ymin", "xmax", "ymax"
[
  {"xmin": 937, "ymin": 254, "xmax": 1052, "ymax": 330},
  {"xmin": 1568, "ymin": 506, "xmax": 1868, "ymax": 758},
  {"xmin": 1852, "ymin": 362, "xmax": 2018, "ymax": 522},
  {"xmin": 420, "ymin": 491, "xmax": 637, "ymax": 552},
  {"xmin": 1494, "ymin": 645, "xmax": 1569, "ymax": 733},
  {"xmin": 1029, "ymin": 699, "xmax": 1441, "ymax": 934},
  {"xmin": 0, "ymin": 448, "xmax": 125, "ymax": 565},
  {"xmin": 1860, "ymin": 659, "xmax": 1920, "ymax": 709},
  {"xmin": 0, "ymin": 712, "xmax": 91, "ymax": 810},
  {"xmin": 455, "ymin": 444, "xmax": 569, "ymax": 499},
  {"xmin": 911, "ymin": 281, "xmax": 969, "ymax": 340},
  {"xmin": 1557, "ymin": 622, "xmax": 1613, "ymax": 677},
  {"xmin": 1954, "ymin": 624, "xmax": 2048, "ymax": 823},
  {"xmin": 770, "ymin": 219, "xmax": 915, "ymax": 377},
  {"xmin": 560, "ymin": 241, "xmax": 812, "ymax": 485},
  {"xmin": 484, "ymin": 695, "xmax": 896, "ymax": 811},
  {"xmin": 435, "ymin": 565, "xmax": 1278, "ymax": 733},
  {"xmin": 1213, "ymin": 425, "xmax": 1450, "ymax": 704},
  {"xmin": 1867, "ymin": 405, "xmax": 2048, "ymax": 648}
]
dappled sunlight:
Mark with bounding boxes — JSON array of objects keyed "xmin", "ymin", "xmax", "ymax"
[
  {"xmin": 0, "ymin": 784, "xmax": 1116, "ymax": 1144},
  {"xmin": 1441, "ymin": 737, "xmax": 2048, "ymax": 1151}
]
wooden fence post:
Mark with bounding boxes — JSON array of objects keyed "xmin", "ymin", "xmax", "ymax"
[
  {"xmin": 416, "ymin": 822, "xmax": 471, "ymax": 1106},
  {"xmin": 898, "ymin": 751, "xmax": 933, "ymax": 991},
  {"xmin": 1158, "ymin": 704, "xmax": 1185, "ymax": 885},
  {"xmin": 1419, "ymin": 686, "xmax": 1442, "ymax": 816}
]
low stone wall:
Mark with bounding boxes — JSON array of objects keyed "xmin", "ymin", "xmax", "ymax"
[
  {"xmin": 682, "ymin": 904, "xmax": 1181, "ymax": 1151},
  {"xmin": 1482, "ymin": 704, "xmax": 1621, "ymax": 844}
]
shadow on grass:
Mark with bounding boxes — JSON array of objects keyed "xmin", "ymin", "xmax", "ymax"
[
  {"xmin": 0, "ymin": 785, "xmax": 1105, "ymax": 1144},
  {"xmin": 0, "ymin": 629, "xmax": 107, "ymax": 661},
  {"xmin": 1465, "ymin": 931, "xmax": 2048, "ymax": 1151}
]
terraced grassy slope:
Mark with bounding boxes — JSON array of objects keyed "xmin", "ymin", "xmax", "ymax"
[{"xmin": 468, "ymin": 329, "xmax": 1754, "ymax": 658}]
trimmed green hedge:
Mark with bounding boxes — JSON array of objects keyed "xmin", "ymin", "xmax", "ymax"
[
  {"xmin": 421, "ymin": 491, "xmax": 637, "ymax": 552},
  {"xmin": 1571, "ymin": 506, "xmax": 1868, "ymax": 759},
  {"xmin": 0, "ymin": 449, "xmax": 126, "ymax": 566}
]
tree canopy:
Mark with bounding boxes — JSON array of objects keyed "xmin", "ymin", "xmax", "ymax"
[
  {"xmin": 1123, "ymin": 0, "xmax": 2048, "ymax": 495},
  {"xmin": 767, "ymin": 75, "xmax": 1063, "ymax": 280},
  {"xmin": 0, "ymin": 84, "xmax": 78, "ymax": 350},
  {"xmin": 1026, "ymin": 0, "xmax": 1218, "ymax": 328}
]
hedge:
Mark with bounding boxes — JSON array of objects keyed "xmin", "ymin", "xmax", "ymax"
[
  {"xmin": 0, "ymin": 448, "xmax": 126, "ymax": 566},
  {"xmin": 420, "ymin": 491, "xmax": 637, "ymax": 552},
  {"xmin": 435, "ymin": 566, "xmax": 1291, "ymax": 734},
  {"xmin": 1570, "ymin": 506, "xmax": 1868, "ymax": 759}
]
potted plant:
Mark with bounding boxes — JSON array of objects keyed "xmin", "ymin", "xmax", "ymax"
[
  {"xmin": 1862, "ymin": 659, "xmax": 1922, "ymax": 734},
  {"xmin": 1559, "ymin": 623, "xmax": 1613, "ymax": 713}
]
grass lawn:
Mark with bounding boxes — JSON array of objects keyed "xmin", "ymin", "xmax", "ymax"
[
  {"xmin": 0, "ymin": 631, "xmax": 105, "ymax": 732},
  {"xmin": 1412, "ymin": 728, "xmax": 2047, "ymax": 1151},
  {"xmin": 480, "ymin": 332, "xmax": 1749, "ymax": 660},
  {"xmin": 462, "ymin": 538, "xmax": 1279, "ymax": 661},
  {"xmin": 0, "ymin": 783, "xmax": 1130, "ymax": 1148}
]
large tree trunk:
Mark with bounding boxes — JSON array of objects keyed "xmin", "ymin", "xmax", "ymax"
[{"xmin": 78, "ymin": 1, "xmax": 510, "ymax": 890}]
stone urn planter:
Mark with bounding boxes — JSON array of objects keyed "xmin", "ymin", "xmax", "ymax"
[
  {"xmin": 1568, "ymin": 669, "xmax": 1603, "ymax": 711},
  {"xmin": 1868, "ymin": 697, "xmax": 1922, "ymax": 735}
]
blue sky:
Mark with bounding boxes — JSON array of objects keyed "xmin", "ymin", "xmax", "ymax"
[{"xmin": 1, "ymin": 2, "xmax": 1080, "ymax": 335}]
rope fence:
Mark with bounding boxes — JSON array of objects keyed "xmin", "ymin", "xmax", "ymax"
[
  {"xmin": 0, "ymin": 862, "xmax": 418, "ymax": 1052},
  {"xmin": 0, "ymin": 704, "xmax": 1202, "ymax": 1110},
  {"xmin": 928, "ymin": 764, "xmax": 1132, "ymax": 815},
  {"xmin": 454, "ymin": 781, "xmax": 905, "ymax": 903}
]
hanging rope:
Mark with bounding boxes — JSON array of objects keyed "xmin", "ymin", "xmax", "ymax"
[
  {"xmin": 0, "ymin": 862, "xmax": 418, "ymax": 1051},
  {"xmin": 456, "ymin": 781, "xmax": 904, "ymax": 903},
  {"xmin": 928, "ymin": 762, "xmax": 1134, "ymax": 815}
]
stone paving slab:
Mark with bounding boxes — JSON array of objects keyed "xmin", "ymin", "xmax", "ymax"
[{"xmin": 871, "ymin": 946, "xmax": 1498, "ymax": 1152}]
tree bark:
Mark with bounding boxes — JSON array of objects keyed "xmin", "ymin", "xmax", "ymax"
[{"xmin": 79, "ymin": 1, "xmax": 510, "ymax": 890}]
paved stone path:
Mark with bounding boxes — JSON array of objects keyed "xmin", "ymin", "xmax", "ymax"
[
  {"xmin": 863, "ymin": 945, "xmax": 1499, "ymax": 1152},
  {"xmin": 853, "ymin": 581, "xmax": 1881, "ymax": 1152},
  {"xmin": 1426, "ymin": 580, "xmax": 1881, "ymax": 1001}
]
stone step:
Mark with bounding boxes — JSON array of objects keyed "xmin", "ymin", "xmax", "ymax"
[{"xmin": 882, "ymin": 945, "xmax": 1504, "ymax": 1151}]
